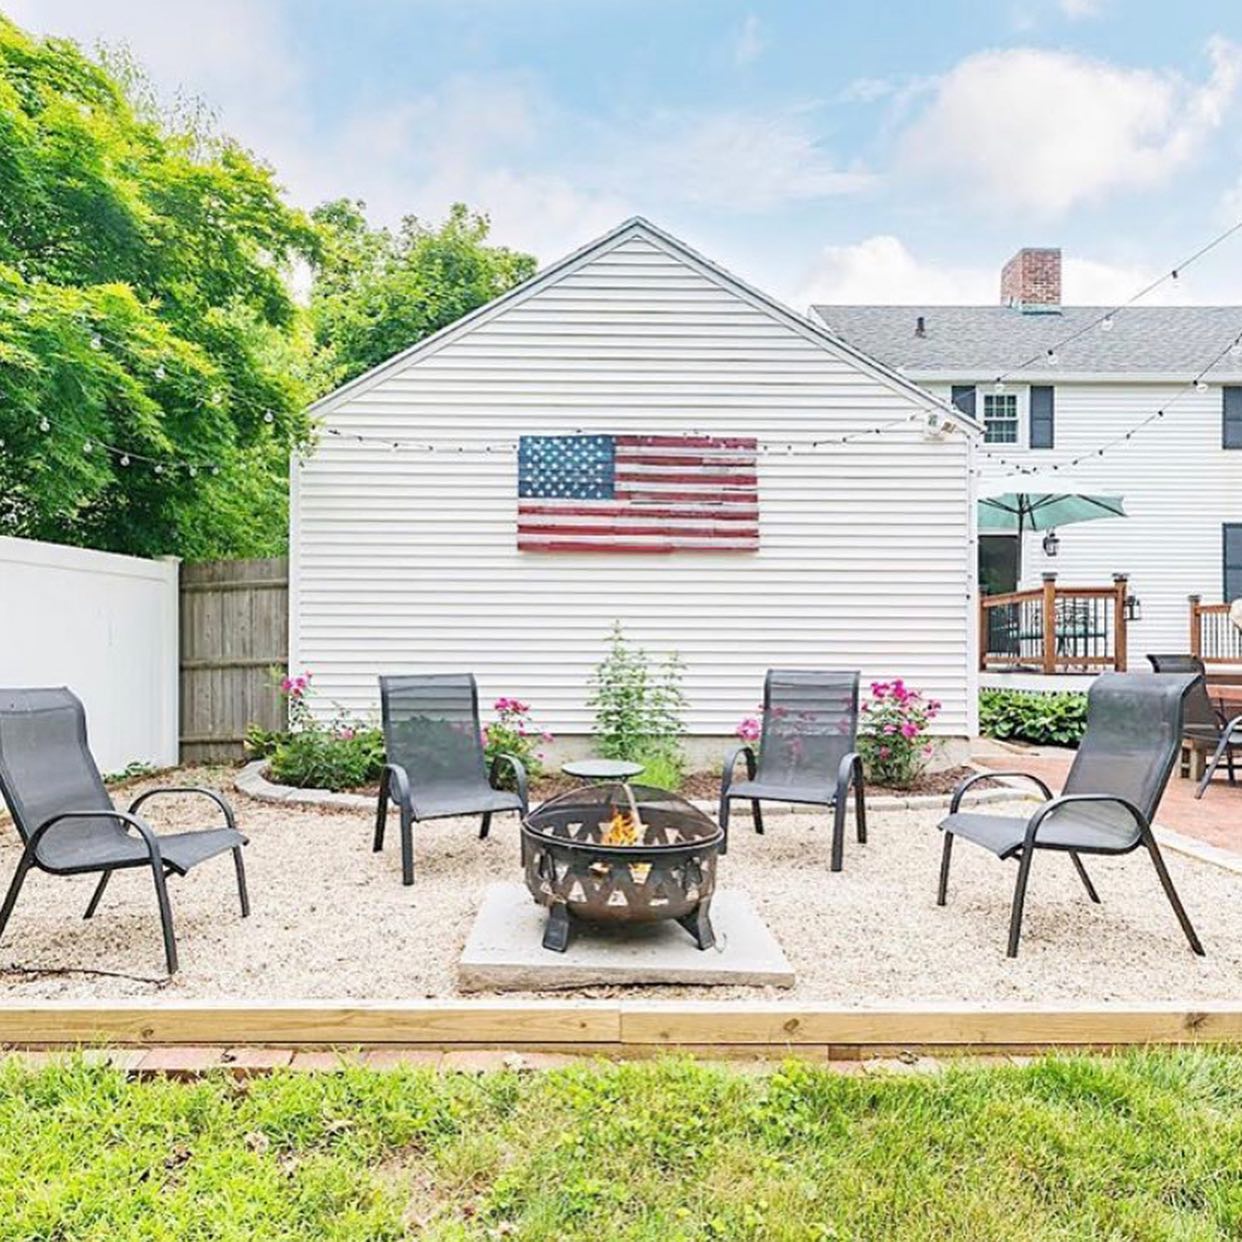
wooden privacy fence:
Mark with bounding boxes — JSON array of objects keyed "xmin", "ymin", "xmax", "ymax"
[
  {"xmin": 979, "ymin": 573, "xmax": 1129, "ymax": 674},
  {"xmin": 180, "ymin": 558, "xmax": 288, "ymax": 763}
]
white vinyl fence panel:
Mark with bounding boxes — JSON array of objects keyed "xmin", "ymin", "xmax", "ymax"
[{"xmin": 0, "ymin": 536, "xmax": 179, "ymax": 772}]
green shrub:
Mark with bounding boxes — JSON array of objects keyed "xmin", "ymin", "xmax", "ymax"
[
  {"xmin": 268, "ymin": 725, "xmax": 385, "ymax": 790},
  {"xmin": 588, "ymin": 622, "xmax": 686, "ymax": 774},
  {"xmin": 979, "ymin": 689, "xmax": 1087, "ymax": 747},
  {"xmin": 635, "ymin": 749, "xmax": 684, "ymax": 791}
]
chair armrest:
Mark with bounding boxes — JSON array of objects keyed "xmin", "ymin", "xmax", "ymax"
[
  {"xmin": 128, "ymin": 786, "xmax": 237, "ymax": 831},
  {"xmin": 950, "ymin": 770, "xmax": 1053, "ymax": 814},
  {"xmin": 836, "ymin": 751, "xmax": 863, "ymax": 802},
  {"xmin": 720, "ymin": 745, "xmax": 757, "ymax": 800},
  {"xmin": 1220, "ymin": 712, "xmax": 1242, "ymax": 740},
  {"xmin": 30, "ymin": 808, "xmax": 167, "ymax": 869},
  {"xmin": 382, "ymin": 762, "xmax": 417, "ymax": 816},
  {"xmin": 489, "ymin": 753, "xmax": 529, "ymax": 813},
  {"xmin": 1023, "ymin": 792, "xmax": 1147, "ymax": 848}
]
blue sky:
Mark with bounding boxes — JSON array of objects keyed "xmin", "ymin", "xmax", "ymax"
[{"xmin": 9, "ymin": 0, "xmax": 1242, "ymax": 306}]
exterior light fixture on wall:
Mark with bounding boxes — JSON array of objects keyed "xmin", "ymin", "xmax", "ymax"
[
  {"xmin": 1042, "ymin": 529, "xmax": 1060, "ymax": 557},
  {"xmin": 1125, "ymin": 594, "xmax": 1142, "ymax": 623}
]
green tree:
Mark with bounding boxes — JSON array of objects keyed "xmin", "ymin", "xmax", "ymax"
[
  {"xmin": 308, "ymin": 199, "xmax": 536, "ymax": 391},
  {"xmin": 0, "ymin": 16, "xmax": 317, "ymax": 558}
]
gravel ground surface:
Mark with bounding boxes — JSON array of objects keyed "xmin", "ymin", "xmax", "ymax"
[{"xmin": 1, "ymin": 766, "xmax": 1239, "ymax": 1003}]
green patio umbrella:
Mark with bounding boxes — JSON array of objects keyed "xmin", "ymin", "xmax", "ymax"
[{"xmin": 977, "ymin": 474, "xmax": 1126, "ymax": 579}]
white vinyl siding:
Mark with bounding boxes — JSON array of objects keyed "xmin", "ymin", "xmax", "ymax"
[
  {"xmin": 933, "ymin": 379, "xmax": 1242, "ymax": 664},
  {"xmin": 294, "ymin": 230, "xmax": 975, "ymax": 736}
]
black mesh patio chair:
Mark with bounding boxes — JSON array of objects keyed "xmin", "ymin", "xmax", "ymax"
[
  {"xmin": 0, "ymin": 688, "xmax": 248, "ymax": 976},
  {"xmin": 938, "ymin": 672, "xmax": 1204, "ymax": 958},
  {"xmin": 375, "ymin": 674, "xmax": 528, "ymax": 885},
  {"xmin": 719, "ymin": 670, "xmax": 865, "ymax": 871},
  {"xmin": 1147, "ymin": 654, "xmax": 1242, "ymax": 798}
]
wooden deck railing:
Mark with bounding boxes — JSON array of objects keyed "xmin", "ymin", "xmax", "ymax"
[
  {"xmin": 979, "ymin": 573, "xmax": 1129, "ymax": 674},
  {"xmin": 1189, "ymin": 595, "xmax": 1242, "ymax": 665}
]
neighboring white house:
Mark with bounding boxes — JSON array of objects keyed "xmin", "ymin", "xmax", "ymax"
[
  {"xmin": 813, "ymin": 246, "xmax": 1242, "ymax": 667},
  {"xmin": 291, "ymin": 218, "xmax": 979, "ymax": 741}
]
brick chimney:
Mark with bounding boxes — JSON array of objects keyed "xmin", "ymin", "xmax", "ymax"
[{"xmin": 1001, "ymin": 247, "xmax": 1061, "ymax": 312}]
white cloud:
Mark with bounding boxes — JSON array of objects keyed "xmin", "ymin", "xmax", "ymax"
[
  {"xmin": 838, "ymin": 76, "xmax": 895, "ymax": 104},
  {"xmin": 733, "ymin": 14, "xmax": 764, "ymax": 66},
  {"xmin": 899, "ymin": 38, "xmax": 1242, "ymax": 215},
  {"xmin": 623, "ymin": 109, "xmax": 873, "ymax": 212},
  {"xmin": 1059, "ymin": 0, "xmax": 1105, "ymax": 18},
  {"xmin": 793, "ymin": 235, "xmax": 1201, "ymax": 307}
]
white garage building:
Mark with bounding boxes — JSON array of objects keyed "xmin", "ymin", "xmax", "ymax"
[{"xmin": 290, "ymin": 218, "xmax": 979, "ymax": 742}]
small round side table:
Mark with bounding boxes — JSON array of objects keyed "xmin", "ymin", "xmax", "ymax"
[{"xmin": 561, "ymin": 757, "xmax": 645, "ymax": 783}]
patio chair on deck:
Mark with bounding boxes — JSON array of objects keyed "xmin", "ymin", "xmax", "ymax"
[
  {"xmin": 719, "ymin": 670, "xmax": 865, "ymax": 871},
  {"xmin": 937, "ymin": 672, "xmax": 1204, "ymax": 958},
  {"xmin": 375, "ymin": 674, "xmax": 528, "ymax": 885},
  {"xmin": 0, "ymin": 688, "xmax": 248, "ymax": 975},
  {"xmin": 1147, "ymin": 654, "xmax": 1242, "ymax": 798}
]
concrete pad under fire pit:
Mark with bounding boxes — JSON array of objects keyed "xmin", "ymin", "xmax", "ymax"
[{"xmin": 459, "ymin": 882, "xmax": 794, "ymax": 992}]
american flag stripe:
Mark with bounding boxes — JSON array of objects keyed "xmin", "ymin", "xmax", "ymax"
[{"xmin": 516, "ymin": 432, "xmax": 759, "ymax": 553}]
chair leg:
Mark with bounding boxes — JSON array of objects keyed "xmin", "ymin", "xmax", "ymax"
[
  {"xmin": 400, "ymin": 810, "xmax": 415, "ymax": 887},
  {"xmin": 1195, "ymin": 736, "xmax": 1231, "ymax": 799},
  {"xmin": 718, "ymin": 797, "xmax": 730, "ymax": 855},
  {"xmin": 1069, "ymin": 852, "xmax": 1101, "ymax": 904},
  {"xmin": 373, "ymin": 782, "xmax": 389, "ymax": 852},
  {"xmin": 854, "ymin": 771, "xmax": 867, "ymax": 845},
  {"xmin": 232, "ymin": 847, "xmax": 250, "ymax": 918},
  {"xmin": 1228, "ymin": 745, "xmax": 1237, "ymax": 785},
  {"xmin": 0, "ymin": 847, "xmax": 35, "ymax": 941},
  {"xmin": 84, "ymin": 871, "xmax": 112, "ymax": 919},
  {"xmin": 831, "ymin": 799, "xmax": 846, "ymax": 873},
  {"xmin": 1143, "ymin": 833, "xmax": 1205, "ymax": 956},
  {"xmin": 936, "ymin": 832, "xmax": 953, "ymax": 906},
  {"xmin": 1007, "ymin": 849, "xmax": 1035, "ymax": 958},
  {"xmin": 751, "ymin": 800, "xmax": 764, "ymax": 835},
  {"xmin": 149, "ymin": 859, "xmax": 179, "ymax": 975},
  {"xmin": 479, "ymin": 812, "xmax": 492, "ymax": 840}
]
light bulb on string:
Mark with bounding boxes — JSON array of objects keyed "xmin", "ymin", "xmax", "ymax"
[
  {"xmin": 82, "ymin": 440, "xmax": 92, "ymax": 454},
  {"xmin": 263, "ymin": 410, "xmax": 275, "ymax": 424},
  {"xmin": 993, "ymin": 379, "xmax": 1005, "ymax": 394},
  {"xmin": 211, "ymin": 465, "xmax": 220, "ymax": 476},
  {"xmin": 120, "ymin": 454, "xmax": 130, "ymax": 467},
  {"xmin": 89, "ymin": 334, "xmax": 101, "ymax": 351},
  {"xmin": 210, "ymin": 391, "xmax": 223, "ymax": 406},
  {"xmin": 1046, "ymin": 349, "xmax": 1059, "ymax": 365},
  {"xmin": 38, "ymin": 417, "xmax": 50, "ymax": 433},
  {"xmin": 154, "ymin": 364, "xmax": 166, "ymax": 380},
  {"xmin": 1100, "ymin": 315, "xmax": 1114, "ymax": 332},
  {"xmin": 154, "ymin": 463, "xmax": 164, "ymax": 475},
  {"xmin": 1195, "ymin": 379, "xmax": 1209, "ymax": 392},
  {"xmin": 189, "ymin": 465, "xmax": 197, "ymax": 478}
]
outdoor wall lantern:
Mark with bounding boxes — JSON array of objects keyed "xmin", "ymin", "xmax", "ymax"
[
  {"xmin": 1125, "ymin": 594, "xmax": 1142, "ymax": 623},
  {"xmin": 1041, "ymin": 529, "xmax": 1060, "ymax": 557}
]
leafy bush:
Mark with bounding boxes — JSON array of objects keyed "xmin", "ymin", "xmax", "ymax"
[
  {"xmin": 858, "ymin": 679, "xmax": 942, "ymax": 789},
  {"xmin": 980, "ymin": 689, "xmax": 1087, "ymax": 747},
  {"xmin": 635, "ymin": 750, "xmax": 683, "ymax": 791},
  {"xmin": 483, "ymin": 696, "xmax": 551, "ymax": 789},
  {"xmin": 268, "ymin": 725, "xmax": 385, "ymax": 791},
  {"xmin": 588, "ymin": 622, "xmax": 686, "ymax": 779}
]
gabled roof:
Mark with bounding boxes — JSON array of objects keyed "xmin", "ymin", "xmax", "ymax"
[
  {"xmin": 308, "ymin": 216, "xmax": 976, "ymax": 431},
  {"xmin": 810, "ymin": 304, "xmax": 1242, "ymax": 379}
]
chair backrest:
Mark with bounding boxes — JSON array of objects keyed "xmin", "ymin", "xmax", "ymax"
[
  {"xmin": 378, "ymin": 673, "xmax": 487, "ymax": 790},
  {"xmin": 755, "ymin": 670, "xmax": 860, "ymax": 787},
  {"xmin": 1146, "ymin": 653, "xmax": 1205, "ymax": 674},
  {"xmin": 1063, "ymin": 672, "xmax": 1196, "ymax": 827},
  {"xmin": 0, "ymin": 687, "xmax": 120, "ymax": 850},
  {"xmin": 1145, "ymin": 656, "xmax": 1219, "ymax": 735}
]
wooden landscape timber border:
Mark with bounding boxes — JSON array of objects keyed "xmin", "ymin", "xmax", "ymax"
[{"xmin": 1, "ymin": 1000, "xmax": 1240, "ymax": 1058}]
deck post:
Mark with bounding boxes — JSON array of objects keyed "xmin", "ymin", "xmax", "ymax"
[
  {"xmin": 1112, "ymin": 573, "xmax": 1129, "ymax": 671},
  {"xmin": 1189, "ymin": 595, "xmax": 1202, "ymax": 660},
  {"xmin": 1041, "ymin": 573, "xmax": 1058, "ymax": 675},
  {"xmin": 978, "ymin": 593, "xmax": 988, "ymax": 672}
]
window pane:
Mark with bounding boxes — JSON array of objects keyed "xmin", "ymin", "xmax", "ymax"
[
  {"xmin": 951, "ymin": 385, "xmax": 976, "ymax": 418},
  {"xmin": 983, "ymin": 393, "xmax": 1018, "ymax": 444},
  {"xmin": 1225, "ymin": 523, "xmax": 1242, "ymax": 600}
]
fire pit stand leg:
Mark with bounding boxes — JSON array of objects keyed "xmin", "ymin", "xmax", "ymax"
[
  {"xmin": 542, "ymin": 901, "xmax": 573, "ymax": 952},
  {"xmin": 676, "ymin": 900, "xmax": 716, "ymax": 951}
]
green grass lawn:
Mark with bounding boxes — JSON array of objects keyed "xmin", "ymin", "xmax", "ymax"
[{"xmin": 1, "ymin": 1052, "xmax": 1241, "ymax": 1240}]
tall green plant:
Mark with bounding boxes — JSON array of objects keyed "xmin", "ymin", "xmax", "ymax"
[{"xmin": 588, "ymin": 622, "xmax": 686, "ymax": 780}]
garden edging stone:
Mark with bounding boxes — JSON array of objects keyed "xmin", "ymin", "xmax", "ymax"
[{"xmin": 235, "ymin": 760, "xmax": 1031, "ymax": 816}]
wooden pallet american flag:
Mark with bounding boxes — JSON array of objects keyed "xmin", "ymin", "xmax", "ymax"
[{"xmin": 517, "ymin": 433, "xmax": 759, "ymax": 553}]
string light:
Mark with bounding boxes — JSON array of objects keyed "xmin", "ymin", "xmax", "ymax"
[
  {"xmin": 1100, "ymin": 315, "xmax": 1114, "ymax": 332},
  {"xmin": 38, "ymin": 417, "xmax": 49, "ymax": 433}
]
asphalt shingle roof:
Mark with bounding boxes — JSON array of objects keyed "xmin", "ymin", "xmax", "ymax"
[{"xmin": 809, "ymin": 305, "xmax": 1242, "ymax": 376}]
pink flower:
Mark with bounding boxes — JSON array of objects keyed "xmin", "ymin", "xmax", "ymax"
[
  {"xmin": 878, "ymin": 746, "xmax": 891, "ymax": 759},
  {"xmin": 883, "ymin": 723, "xmax": 896, "ymax": 735},
  {"xmin": 541, "ymin": 731, "xmax": 554, "ymax": 743},
  {"xmin": 336, "ymin": 726, "xmax": 355, "ymax": 740},
  {"xmin": 900, "ymin": 721, "xmax": 919, "ymax": 739},
  {"xmin": 280, "ymin": 676, "xmax": 293, "ymax": 693},
  {"xmin": 736, "ymin": 717, "xmax": 761, "ymax": 743},
  {"xmin": 494, "ymin": 697, "xmax": 511, "ymax": 712},
  {"xmin": 923, "ymin": 744, "xmax": 934, "ymax": 756}
]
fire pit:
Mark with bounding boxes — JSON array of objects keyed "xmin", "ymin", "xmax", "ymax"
[{"xmin": 521, "ymin": 782, "xmax": 723, "ymax": 952}]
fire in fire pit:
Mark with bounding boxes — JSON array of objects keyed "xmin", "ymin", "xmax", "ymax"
[{"xmin": 521, "ymin": 783, "xmax": 723, "ymax": 952}]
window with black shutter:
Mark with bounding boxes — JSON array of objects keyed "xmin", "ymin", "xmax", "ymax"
[
  {"xmin": 1225, "ymin": 524, "xmax": 1242, "ymax": 601},
  {"xmin": 1223, "ymin": 387, "xmax": 1242, "ymax": 449},
  {"xmin": 950, "ymin": 385, "xmax": 976, "ymax": 419},
  {"xmin": 1029, "ymin": 385, "xmax": 1055, "ymax": 449}
]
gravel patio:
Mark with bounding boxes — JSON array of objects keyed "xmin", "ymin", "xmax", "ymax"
[{"xmin": 1, "ymin": 766, "xmax": 1240, "ymax": 1004}]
